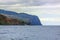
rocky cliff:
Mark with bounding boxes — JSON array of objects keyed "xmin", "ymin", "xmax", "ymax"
[{"xmin": 0, "ymin": 14, "xmax": 30, "ymax": 25}]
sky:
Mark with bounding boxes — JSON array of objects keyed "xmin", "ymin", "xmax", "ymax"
[{"xmin": 0, "ymin": 0, "xmax": 60, "ymax": 25}]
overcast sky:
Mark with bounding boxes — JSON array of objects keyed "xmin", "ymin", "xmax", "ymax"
[
  {"xmin": 0, "ymin": 0, "xmax": 60, "ymax": 6},
  {"xmin": 0, "ymin": 0, "xmax": 60, "ymax": 25}
]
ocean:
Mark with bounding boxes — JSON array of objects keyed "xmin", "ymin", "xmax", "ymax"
[{"xmin": 0, "ymin": 26, "xmax": 60, "ymax": 40}]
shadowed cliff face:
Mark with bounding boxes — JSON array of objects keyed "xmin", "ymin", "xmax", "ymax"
[
  {"xmin": 0, "ymin": 9, "xmax": 42, "ymax": 25},
  {"xmin": 0, "ymin": 14, "xmax": 30, "ymax": 25}
]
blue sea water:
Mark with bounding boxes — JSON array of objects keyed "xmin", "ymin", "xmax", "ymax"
[{"xmin": 0, "ymin": 26, "xmax": 60, "ymax": 40}]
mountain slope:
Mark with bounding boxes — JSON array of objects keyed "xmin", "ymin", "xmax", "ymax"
[
  {"xmin": 0, "ymin": 9, "xmax": 42, "ymax": 25},
  {"xmin": 0, "ymin": 14, "xmax": 30, "ymax": 25}
]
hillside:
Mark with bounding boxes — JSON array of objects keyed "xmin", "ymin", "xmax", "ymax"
[
  {"xmin": 0, "ymin": 14, "xmax": 30, "ymax": 25},
  {"xmin": 0, "ymin": 9, "xmax": 42, "ymax": 25}
]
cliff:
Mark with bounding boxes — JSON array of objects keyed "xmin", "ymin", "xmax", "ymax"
[
  {"xmin": 0, "ymin": 9, "xmax": 42, "ymax": 25},
  {"xmin": 0, "ymin": 14, "xmax": 30, "ymax": 25}
]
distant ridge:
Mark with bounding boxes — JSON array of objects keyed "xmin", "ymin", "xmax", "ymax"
[{"xmin": 0, "ymin": 9, "xmax": 42, "ymax": 25}]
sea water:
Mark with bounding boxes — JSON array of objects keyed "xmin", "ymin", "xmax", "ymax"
[{"xmin": 0, "ymin": 26, "xmax": 60, "ymax": 40}]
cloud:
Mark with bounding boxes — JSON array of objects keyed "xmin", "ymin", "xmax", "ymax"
[
  {"xmin": 41, "ymin": 18, "xmax": 60, "ymax": 25},
  {"xmin": 0, "ymin": 0, "xmax": 60, "ymax": 6},
  {"xmin": 0, "ymin": 0, "xmax": 18, "ymax": 3}
]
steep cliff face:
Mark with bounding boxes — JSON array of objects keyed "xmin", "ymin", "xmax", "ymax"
[
  {"xmin": 0, "ymin": 14, "xmax": 30, "ymax": 25},
  {"xmin": 0, "ymin": 9, "xmax": 42, "ymax": 25}
]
